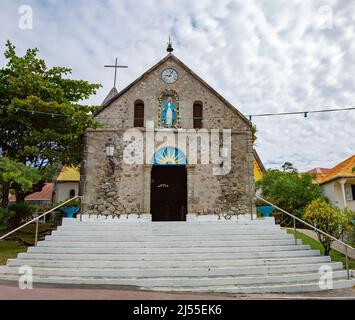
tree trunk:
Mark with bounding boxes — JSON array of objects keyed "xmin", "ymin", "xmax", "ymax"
[
  {"xmin": 323, "ymin": 243, "xmax": 331, "ymax": 256},
  {"xmin": 1, "ymin": 182, "xmax": 10, "ymax": 210}
]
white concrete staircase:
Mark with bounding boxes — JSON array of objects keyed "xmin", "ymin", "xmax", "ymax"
[{"xmin": 0, "ymin": 216, "xmax": 354, "ymax": 293}]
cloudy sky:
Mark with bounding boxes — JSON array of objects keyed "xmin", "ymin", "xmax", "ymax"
[{"xmin": 0, "ymin": 0, "xmax": 354, "ymax": 171}]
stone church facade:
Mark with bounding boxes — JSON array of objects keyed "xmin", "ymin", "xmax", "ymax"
[{"xmin": 80, "ymin": 52, "xmax": 255, "ymax": 220}]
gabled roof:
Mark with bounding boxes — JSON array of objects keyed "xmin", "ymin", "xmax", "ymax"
[
  {"xmin": 94, "ymin": 53, "xmax": 251, "ymax": 127},
  {"xmin": 306, "ymin": 167, "xmax": 330, "ymax": 174},
  {"xmin": 56, "ymin": 166, "xmax": 80, "ymax": 182},
  {"xmin": 317, "ymin": 155, "xmax": 355, "ymax": 185},
  {"xmin": 8, "ymin": 183, "xmax": 53, "ymax": 202}
]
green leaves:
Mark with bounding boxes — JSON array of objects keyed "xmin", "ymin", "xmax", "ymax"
[
  {"xmin": 0, "ymin": 157, "xmax": 41, "ymax": 193},
  {"xmin": 0, "ymin": 41, "xmax": 102, "ymax": 203},
  {"xmin": 303, "ymin": 199, "xmax": 353, "ymax": 255},
  {"xmin": 0, "ymin": 40, "xmax": 102, "ymax": 168},
  {"xmin": 256, "ymin": 164, "xmax": 323, "ymax": 214}
]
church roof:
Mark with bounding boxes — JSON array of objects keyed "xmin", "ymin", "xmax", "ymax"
[
  {"xmin": 94, "ymin": 53, "xmax": 251, "ymax": 126},
  {"xmin": 102, "ymin": 87, "xmax": 118, "ymax": 105}
]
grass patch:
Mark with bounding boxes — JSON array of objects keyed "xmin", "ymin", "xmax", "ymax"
[
  {"xmin": 0, "ymin": 222, "xmax": 57, "ymax": 265},
  {"xmin": 286, "ymin": 229, "xmax": 355, "ymax": 269},
  {"xmin": 0, "ymin": 240, "xmax": 28, "ymax": 265}
]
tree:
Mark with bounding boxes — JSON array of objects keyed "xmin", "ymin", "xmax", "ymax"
[
  {"xmin": 0, "ymin": 157, "xmax": 41, "ymax": 209},
  {"xmin": 303, "ymin": 199, "xmax": 353, "ymax": 255},
  {"xmin": 256, "ymin": 166, "xmax": 323, "ymax": 215},
  {"xmin": 0, "ymin": 41, "xmax": 101, "ymax": 201},
  {"xmin": 281, "ymin": 161, "xmax": 297, "ymax": 172}
]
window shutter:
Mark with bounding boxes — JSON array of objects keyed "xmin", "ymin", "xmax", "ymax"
[
  {"xmin": 345, "ymin": 184, "xmax": 353, "ymax": 201},
  {"xmin": 134, "ymin": 103, "xmax": 144, "ymax": 127},
  {"xmin": 193, "ymin": 103, "xmax": 203, "ymax": 129}
]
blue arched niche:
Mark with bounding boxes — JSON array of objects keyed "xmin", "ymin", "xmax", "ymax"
[{"xmin": 152, "ymin": 147, "xmax": 187, "ymax": 166}]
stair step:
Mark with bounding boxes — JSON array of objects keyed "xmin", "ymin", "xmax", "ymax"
[
  {"xmin": 8, "ymin": 256, "xmax": 331, "ymax": 268},
  {"xmin": 36, "ymin": 239, "xmax": 302, "ymax": 248},
  {"xmin": 53, "ymin": 229, "xmax": 284, "ymax": 236},
  {"xmin": 16, "ymin": 249, "xmax": 321, "ymax": 261},
  {"xmin": 26, "ymin": 244, "xmax": 311, "ymax": 254},
  {"xmin": 0, "ymin": 270, "xmax": 349, "ymax": 289},
  {"xmin": 147, "ymin": 279, "xmax": 355, "ymax": 294},
  {"xmin": 0, "ymin": 262, "xmax": 343, "ymax": 277},
  {"xmin": 45, "ymin": 234, "xmax": 293, "ymax": 241}
]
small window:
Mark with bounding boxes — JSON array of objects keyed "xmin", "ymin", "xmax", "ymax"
[
  {"xmin": 69, "ymin": 189, "xmax": 76, "ymax": 198},
  {"xmin": 352, "ymin": 185, "xmax": 355, "ymax": 201},
  {"xmin": 134, "ymin": 100, "xmax": 144, "ymax": 127},
  {"xmin": 193, "ymin": 102, "xmax": 203, "ymax": 129}
]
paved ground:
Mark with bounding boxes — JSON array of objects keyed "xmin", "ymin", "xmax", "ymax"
[
  {"xmin": 296, "ymin": 228, "xmax": 355, "ymax": 259},
  {"xmin": 0, "ymin": 281, "xmax": 354, "ymax": 300}
]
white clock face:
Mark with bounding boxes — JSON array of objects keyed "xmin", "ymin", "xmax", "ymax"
[{"xmin": 161, "ymin": 68, "xmax": 178, "ymax": 84}]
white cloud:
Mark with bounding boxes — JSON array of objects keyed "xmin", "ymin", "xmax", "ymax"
[{"xmin": 0, "ymin": 0, "xmax": 354, "ymax": 171}]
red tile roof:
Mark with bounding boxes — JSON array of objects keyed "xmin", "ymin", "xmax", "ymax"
[
  {"xmin": 306, "ymin": 167, "xmax": 330, "ymax": 174},
  {"xmin": 8, "ymin": 183, "xmax": 53, "ymax": 202}
]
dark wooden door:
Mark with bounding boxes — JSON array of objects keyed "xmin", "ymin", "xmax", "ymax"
[{"xmin": 151, "ymin": 166, "xmax": 187, "ymax": 221}]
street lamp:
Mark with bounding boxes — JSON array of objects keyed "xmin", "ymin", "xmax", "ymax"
[{"xmin": 105, "ymin": 143, "xmax": 115, "ymax": 157}]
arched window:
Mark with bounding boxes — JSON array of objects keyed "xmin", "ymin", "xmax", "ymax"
[
  {"xmin": 134, "ymin": 100, "xmax": 144, "ymax": 127},
  {"xmin": 193, "ymin": 101, "xmax": 203, "ymax": 129},
  {"xmin": 69, "ymin": 189, "xmax": 76, "ymax": 198}
]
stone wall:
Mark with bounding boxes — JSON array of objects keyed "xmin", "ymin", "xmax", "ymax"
[{"xmin": 81, "ymin": 55, "xmax": 254, "ymax": 217}]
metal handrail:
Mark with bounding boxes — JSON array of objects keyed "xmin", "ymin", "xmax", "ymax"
[
  {"xmin": 256, "ymin": 195, "xmax": 354, "ymax": 279},
  {"xmin": 0, "ymin": 196, "xmax": 83, "ymax": 245}
]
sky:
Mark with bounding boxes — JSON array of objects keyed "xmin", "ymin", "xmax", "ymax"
[{"xmin": 0, "ymin": 0, "xmax": 354, "ymax": 171}]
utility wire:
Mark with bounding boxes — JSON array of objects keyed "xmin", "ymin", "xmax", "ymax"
[{"xmin": 1, "ymin": 105, "xmax": 355, "ymax": 120}]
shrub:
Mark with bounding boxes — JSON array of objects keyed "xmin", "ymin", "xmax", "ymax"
[
  {"xmin": 256, "ymin": 167, "xmax": 324, "ymax": 216},
  {"xmin": 6, "ymin": 202, "xmax": 37, "ymax": 229},
  {"xmin": 303, "ymin": 199, "xmax": 353, "ymax": 255}
]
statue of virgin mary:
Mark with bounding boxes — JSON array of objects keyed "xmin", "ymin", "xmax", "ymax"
[{"xmin": 161, "ymin": 97, "xmax": 176, "ymax": 128}]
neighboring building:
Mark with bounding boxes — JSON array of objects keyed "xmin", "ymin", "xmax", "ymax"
[
  {"xmin": 253, "ymin": 149, "xmax": 265, "ymax": 182},
  {"xmin": 8, "ymin": 183, "xmax": 53, "ymax": 208},
  {"xmin": 81, "ymin": 49, "xmax": 255, "ymax": 220},
  {"xmin": 305, "ymin": 167, "xmax": 330, "ymax": 182},
  {"xmin": 53, "ymin": 166, "xmax": 80, "ymax": 203},
  {"xmin": 313, "ymin": 155, "xmax": 355, "ymax": 210}
]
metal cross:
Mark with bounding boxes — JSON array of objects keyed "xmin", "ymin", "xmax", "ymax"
[{"xmin": 104, "ymin": 58, "xmax": 128, "ymax": 88}]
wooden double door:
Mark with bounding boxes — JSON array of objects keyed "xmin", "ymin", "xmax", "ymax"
[{"xmin": 150, "ymin": 165, "xmax": 187, "ymax": 221}]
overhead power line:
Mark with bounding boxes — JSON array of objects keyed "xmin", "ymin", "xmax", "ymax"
[
  {"xmin": 1, "ymin": 105, "xmax": 355, "ymax": 121},
  {"xmin": 246, "ymin": 106, "xmax": 355, "ymax": 121}
]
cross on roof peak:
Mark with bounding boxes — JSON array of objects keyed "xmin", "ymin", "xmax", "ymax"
[{"xmin": 104, "ymin": 58, "xmax": 128, "ymax": 88}]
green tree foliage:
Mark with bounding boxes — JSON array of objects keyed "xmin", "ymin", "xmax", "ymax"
[
  {"xmin": 256, "ymin": 163, "xmax": 323, "ymax": 215},
  {"xmin": 0, "ymin": 157, "xmax": 41, "ymax": 209},
  {"xmin": 0, "ymin": 41, "xmax": 101, "ymax": 200},
  {"xmin": 303, "ymin": 199, "xmax": 353, "ymax": 255}
]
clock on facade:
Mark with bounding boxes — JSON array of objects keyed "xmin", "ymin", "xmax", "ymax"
[{"xmin": 161, "ymin": 68, "xmax": 178, "ymax": 84}]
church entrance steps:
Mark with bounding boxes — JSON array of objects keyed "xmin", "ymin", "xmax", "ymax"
[
  {"xmin": 25, "ymin": 244, "xmax": 312, "ymax": 254},
  {"xmin": 65, "ymin": 216, "xmax": 275, "ymax": 225},
  {"xmin": 14, "ymin": 249, "xmax": 322, "ymax": 261},
  {"xmin": 0, "ymin": 270, "xmax": 350, "ymax": 289},
  {"xmin": 0, "ymin": 219, "xmax": 353, "ymax": 293},
  {"xmin": 36, "ymin": 239, "xmax": 302, "ymax": 248},
  {"xmin": 45, "ymin": 233, "xmax": 293, "ymax": 242},
  {"xmin": 0, "ymin": 261, "xmax": 345, "ymax": 277},
  {"xmin": 7, "ymin": 256, "xmax": 331, "ymax": 269}
]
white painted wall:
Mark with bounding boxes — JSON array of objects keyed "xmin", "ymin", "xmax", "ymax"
[
  {"xmin": 54, "ymin": 182, "xmax": 79, "ymax": 203},
  {"xmin": 321, "ymin": 180, "xmax": 355, "ymax": 211}
]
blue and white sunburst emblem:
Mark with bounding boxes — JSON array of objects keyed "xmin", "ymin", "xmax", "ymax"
[{"xmin": 152, "ymin": 147, "xmax": 187, "ymax": 166}]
